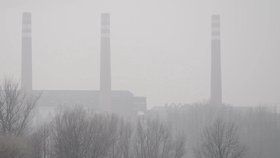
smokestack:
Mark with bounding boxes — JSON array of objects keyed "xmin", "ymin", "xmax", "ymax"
[
  {"xmin": 99, "ymin": 13, "xmax": 111, "ymax": 109},
  {"xmin": 21, "ymin": 12, "xmax": 32, "ymax": 92},
  {"xmin": 210, "ymin": 14, "xmax": 222, "ymax": 105}
]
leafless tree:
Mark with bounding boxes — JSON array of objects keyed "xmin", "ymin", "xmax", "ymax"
[
  {"xmin": 107, "ymin": 118, "xmax": 133, "ymax": 158},
  {"xmin": 51, "ymin": 107, "xmax": 93, "ymax": 158},
  {"xmin": 134, "ymin": 118, "xmax": 186, "ymax": 158},
  {"xmin": 115, "ymin": 120, "xmax": 132, "ymax": 158},
  {"xmin": 0, "ymin": 79, "xmax": 40, "ymax": 136},
  {"xmin": 27, "ymin": 105, "xmax": 188, "ymax": 158},
  {"xmin": 29, "ymin": 124, "xmax": 50, "ymax": 158},
  {"xmin": 51, "ymin": 107, "xmax": 122, "ymax": 158},
  {"xmin": 173, "ymin": 133, "xmax": 187, "ymax": 158},
  {"xmin": 194, "ymin": 119, "xmax": 247, "ymax": 158},
  {"xmin": 0, "ymin": 135, "xmax": 31, "ymax": 158},
  {"xmin": 88, "ymin": 113, "xmax": 120, "ymax": 158}
]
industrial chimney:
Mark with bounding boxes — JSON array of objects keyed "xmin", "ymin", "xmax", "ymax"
[
  {"xmin": 210, "ymin": 14, "xmax": 222, "ymax": 105},
  {"xmin": 21, "ymin": 12, "xmax": 32, "ymax": 92},
  {"xmin": 99, "ymin": 13, "xmax": 111, "ymax": 110}
]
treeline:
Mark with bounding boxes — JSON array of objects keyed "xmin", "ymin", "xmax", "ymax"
[
  {"xmin": 160, "ymin": 103, "xmax": 280, "ymax": 158},
  {"xmin": 0, "ymin": 79, "xmax": 188, "ymax": 158},
  {"xmin": 30, "ymin": 108, "xmax": 188, "ymax": 158},
  {"xmin": 1, "ymin": 79, "xmax": 279, "ymax": 158}
]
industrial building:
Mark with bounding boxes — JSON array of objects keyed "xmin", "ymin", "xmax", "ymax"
[{"xmin": 21, "ymin": 12, "xmax": 147, "ymax": 116}]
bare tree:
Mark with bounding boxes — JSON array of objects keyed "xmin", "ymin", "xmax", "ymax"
[
  {"xmin": 0, "ymin": 79, "xmax": 40, "ymax": 136},
  {"xmin": 134, "ymin": 118, "xmax": 186, "ymax": 158},
  {"xmin": 51, "ymin": 107, "xmax": 121, "ymax": 158},
  {"xmin": 88, "ymin": 113, "xmax": 120, "ymax": 158},
  {"xmin": 29, "ymin": 124, "xmax": 50, "ymax": 158},
  {"xmin": 173, "ymin": 133, "xmax": 187, "ymax": 158},
  {"xmin": 107, "ymin": 118, "xmax": 133, "ymax": 158},
  {"xmin": 0, "ymin": 135, "xmax": 31, "ymax": 158},
  {"xmin": 115, "ymin": 120, "xmax": 132, "ymax": 158},
  {"xmin": 34, "ymin": 106, "xmax": 188, "ymax": 158},
  {"xmin": 194, "ymin": 119, "xmax": 247, "ymax": 158},
  {"xmin": 51, "ymin": 107, "xmax": 93, "ymax": 158}
]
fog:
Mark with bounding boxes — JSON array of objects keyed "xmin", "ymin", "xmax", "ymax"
[
  {"xmin": 1, "ymin": 0, "xmax": 280, "ymax": 107},
  {"xmin": 0, "ymin": 1, "xmax": 280, "ymax": 158}
]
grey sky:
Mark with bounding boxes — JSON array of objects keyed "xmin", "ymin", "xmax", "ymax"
[{"xmin": 0, "ymin": 0, "xmax": 280, "ymax": 107}]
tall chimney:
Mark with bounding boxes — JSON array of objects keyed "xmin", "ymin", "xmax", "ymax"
[
  {"xmin": 21, "ymin": 12, "xmax": 32, "ymax": 92},
  {"xmin": 99, "ymin": 13, "xmax": 111, "ymax": 109},
  {"xmin": 210, "ymin": 14, "xmax": 222, "ymax": 105}
]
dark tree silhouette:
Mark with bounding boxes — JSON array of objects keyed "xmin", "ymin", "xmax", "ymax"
[
  {"xmin": 194, "ymin": 119, "xmax": 247, "ymax": 158},
  {"xmin": 0, "ymin": 79, "xmax": 40, "ymax": 136}
]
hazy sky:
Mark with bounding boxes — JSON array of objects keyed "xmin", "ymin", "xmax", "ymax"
[{"xmin": 0, "ymin": 0, "xmax": 280, "ymax": 107}]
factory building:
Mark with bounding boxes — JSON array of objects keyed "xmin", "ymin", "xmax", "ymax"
[{"xmin": 21, "ymin": 12, "xmax": 147, "ymax": 116}]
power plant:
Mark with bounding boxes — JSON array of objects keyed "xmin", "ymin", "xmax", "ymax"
[
  {"xmin": 20, "ymin": 12, "xmax": 223, "ymax": 114},
  {"xmin": 21, "ymin": 12, "xmax": 147, "ymax": 115}
]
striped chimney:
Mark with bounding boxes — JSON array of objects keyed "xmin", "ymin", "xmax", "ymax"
[
  {"xmin": 99, "ymin": 13, "xmax": 112, "ymax": 110},
  {"xmin": 21, "ymin": 12, "xmax": 32, "ymax": 92},
  {"xmin": 210, "ymin": 14, "xmax": 222, "ymax": 105}
]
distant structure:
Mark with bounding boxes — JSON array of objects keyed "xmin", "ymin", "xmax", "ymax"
[
  {"xmin": 100, "ymin": 13, "xmax": 112, "ymax": 110},
  {"xmin": 210, "ymin": 14, "xmax": 222, "ymax": 105},
  {"xmin": 21, "ymin": 12, "xmax": 32, "ymax": 92},
  {"xmin": 21, "ymin": 13, "xmax": 146, "ymax": 116}
]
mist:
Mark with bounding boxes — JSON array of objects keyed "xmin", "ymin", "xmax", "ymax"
[
  {"xmin": 1, "ymin": 0, "xmax": 280, "ymax": 107},
  {"xmin": 0, "ymin": 1, "xmax": 280, "ymax": 158}
]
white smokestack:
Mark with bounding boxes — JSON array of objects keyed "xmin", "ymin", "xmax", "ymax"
[
  {"xmin": 210, "ymin": 14, "xmax": 222, "ymax": 105},
  {"xmin": 21, "ymin": 12, "xmax": 32, "ymax": 92},
  {"xmin": 99, "ymin": 13, "xmax": 111, "ymax": 109}
]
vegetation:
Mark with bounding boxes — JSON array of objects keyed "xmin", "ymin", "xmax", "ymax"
[
  {"xmin": 0, "ymin": 79, "xmax": 279, "ymax": 158},
  {"xmin": 193, "ymin": 119, "xmax": 246, "ymax": 158}
]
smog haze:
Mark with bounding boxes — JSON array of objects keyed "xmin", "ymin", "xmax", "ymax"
[{"xmin": 1, "ymin": 0, "xmax": 280, "ymax": 107}]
